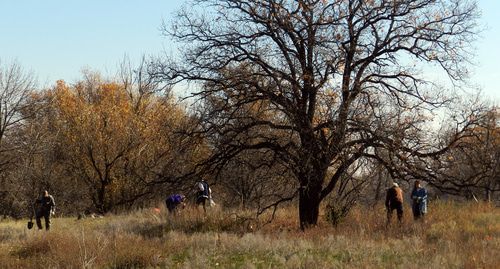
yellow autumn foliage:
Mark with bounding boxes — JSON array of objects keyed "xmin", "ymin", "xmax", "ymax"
[{"xmin": 38, "ymin": 78, "xmax": 200, "ymax": 212}]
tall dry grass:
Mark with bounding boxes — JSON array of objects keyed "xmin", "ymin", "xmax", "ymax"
[{"xmin": 0, "ymin": 201, "xmax": 498, "ymax": 268}]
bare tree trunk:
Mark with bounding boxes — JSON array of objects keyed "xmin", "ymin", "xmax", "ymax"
[
  {"xmin": 298, "ymin": 176, "xmax": 323, "ymax": 230},
  {"xmin": 97, "ymin": 183, "xmax": 108, "ymax": 213},
  {"xmin": 372, "ymin": 168, "xmax": 383, "ymax": 207},
  {"xmin": 485, "ymin": 187, "xmax": 491, "ymax": 203},
  {"xmin": 299, "ymin": 189, "xmax": 320, "ymax": 230}
]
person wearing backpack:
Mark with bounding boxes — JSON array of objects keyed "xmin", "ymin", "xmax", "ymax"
[{"xmin": 195, "ymin": 179, "xmax": 212, "ymax": 213}]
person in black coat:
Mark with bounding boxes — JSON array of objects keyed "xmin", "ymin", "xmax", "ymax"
[{"xmin": 34, "ymin": 190, "xmax": 55, "ymax": 230}]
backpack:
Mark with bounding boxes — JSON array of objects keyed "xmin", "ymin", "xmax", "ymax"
[{"xmin": 201, "ymin": 181, "xmax": 209, "ymax": 196}]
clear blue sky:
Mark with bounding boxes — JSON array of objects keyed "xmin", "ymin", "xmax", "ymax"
[
  {"xmin": 0, "ymin": 0, "xmax": 183, "ymax": 85},
  {"xmin": 0, "ymin": 0, "xmax": 498, "ymax": 102}
]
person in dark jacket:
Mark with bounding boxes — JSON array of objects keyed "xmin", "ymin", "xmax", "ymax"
[
  {"xmin": 165, "ymin": 194, "xmax": 185, "ymax": 213},
  {"xmin": 195, "ymin": 179, "xmax": 212, "ymax": 213},
  {"xmin": 34, "ymin": 190, "xmax": 55, "ymax": 230},
  {"xmin": 385, "ymin": 182, "xmax": 404, "ymax": 224},
  {"xmin": 411, "ymin": 180, "xmax": 428, "ymax": 220}
]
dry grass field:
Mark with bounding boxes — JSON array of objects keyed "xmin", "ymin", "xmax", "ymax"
[{"xmin": 0, "ymin": 201, "xmax": 498, "ymax": 268}]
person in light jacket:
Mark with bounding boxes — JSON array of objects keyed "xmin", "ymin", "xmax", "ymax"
[{"xmin": 411, "ymin": 180, "xmax": 428, "ymax": 220}]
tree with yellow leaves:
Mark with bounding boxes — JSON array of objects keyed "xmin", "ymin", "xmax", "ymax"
[{"xmin": 27, "ymin": 71, "xmax": 202, "ymax": 213}]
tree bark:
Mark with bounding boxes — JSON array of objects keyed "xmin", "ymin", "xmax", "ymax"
[
  {"xmin": 372, "ymin": 168, "xmax": 383, "ymax": 207},
  {"xmin": 298, "ymin": 178, "xmax": 323, "ymax": 230},
  {"xmin": 97, "ymin": 183, "xmax": 108, "ymax": 213},
  {"xmin": 485, "ymin": 187, "xmax": 491, "ymax": 202}
]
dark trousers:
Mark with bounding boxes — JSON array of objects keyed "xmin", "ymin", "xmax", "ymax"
[
  {"xmin": 36, "ymin": 210, "xmax": 51, "ymax": 230},
  {"xmin": 196, "ymin": 192, "xmax": 208, "ymax": 213},
  {"xmin": 387, "ymin": 202, "xmax": 403, "ymax": 223},
  {"xmin": 412, "ymin": 203, "xmax": 423, "ymax": 220},
  {"xmin": 166, "ymin": 201, "xmax": 179, "ymax": 213}
]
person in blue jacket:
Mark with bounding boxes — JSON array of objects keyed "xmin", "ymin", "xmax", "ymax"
[
  {"xmin": 165, "ymin": 194, "xmax": 185, "ymax": 213},
  {"xmin": 411, "ymin": 180, "xmax": 428, "ymax": 220}
]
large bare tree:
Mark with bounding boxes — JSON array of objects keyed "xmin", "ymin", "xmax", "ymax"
[
  {"xmin": 0, "ymin": 60, "xmax": 37, "ymax": 217},
  {"xmin": 158, "ymin": 0, "xmax": 482, "ymax": 229},
  {"xmin": 0, "ymin": 60, "xmax": 36, "ymax": 170}
]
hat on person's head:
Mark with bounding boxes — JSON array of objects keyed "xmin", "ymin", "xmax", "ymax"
[{"xmin": 392, "ymin": 182, "xmax": 399, "ymax": 187}]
